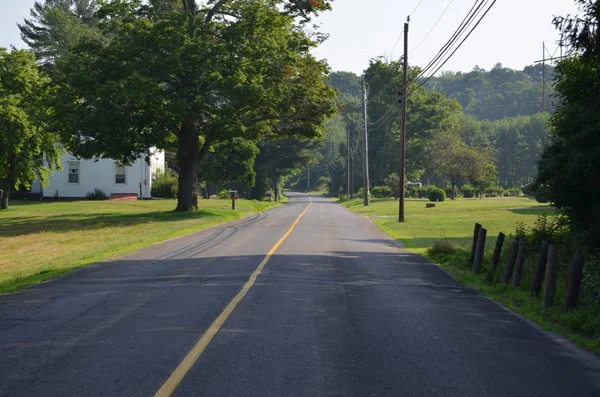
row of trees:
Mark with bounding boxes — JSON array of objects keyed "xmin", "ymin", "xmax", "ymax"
[
  {"xmin": 297, "ymin": 60, "xmax": 551, "ymax": 197},
  {"xmin": 1, "ymin": 0, "xmax": 337, "ymax": 210},
  {"xmin": 536, "ymin": 0, "xmax": 600, "ymax": 253}
]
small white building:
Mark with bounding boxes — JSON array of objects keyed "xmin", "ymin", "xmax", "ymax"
[{"xmin": 31, "ymin": 149, "xmax": 165, "ymax": 199}]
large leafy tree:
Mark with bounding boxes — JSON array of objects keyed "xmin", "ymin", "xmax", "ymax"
[
  {"xmin": 52, "ymin": 0, "xmax": 336, "ymax": 211},
  {"xmin": 0, "ymin": 48, "xmax": 62, "ymax": 210},
  {"xmin": 537, "ymin": 0, "xmax": 600, "ymax": 248},
  {"xmin": 425, "ymin": 130, "xmax": 496, "ymax": 199}
]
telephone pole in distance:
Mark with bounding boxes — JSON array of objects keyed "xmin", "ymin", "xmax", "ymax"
[
  {"xmin": 399, "ymin": 16, "xmax": 409, "ymax": 222},
  {"xmin": 362, "ymin": 76, "xmax": 370, "ymax": 206}
]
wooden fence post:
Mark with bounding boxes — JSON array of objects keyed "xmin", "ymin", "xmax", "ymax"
[
  {"xmin": 543, "ymin": 244, "xmax": 559, "ymax": 309},
  {"xmin": 512, "ymin": 238, "xmax": 527, "ymax": 287},
  {"xmin": 486, "ymin": 232, "xmax": 505, "ymax": 283},
  {"xmin": 565, "ymin": 251, "xmax": 585, "ymax": 312},
  {"xmin": 472, "ymin": 227, "xmax": 487, "ymax": 274},
  {"xmin": 530, "ymin": 241, "xmax": 550, "ymax": 297},
  {"xmin": 469, "ymin": 223, "xmax": 482, "ymax": 263},
  {"xmin": 503, "ymin": 238, "xmax": 519, "ymax": 285}
]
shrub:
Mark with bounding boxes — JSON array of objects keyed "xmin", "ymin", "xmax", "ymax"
[
  {"xmin": 384, "ymin": 173, "xmax": 401, "ymax": 198},
  {"xmin": 444, "ymin": 187, "xmax": 454, "ymax": 198},
  {"xmin": 409, "ymin": 185, "xmax": 432, "ymax": 199},
  {"xmin": 582, "ymin": 256, "xmax": 600, "ymax": 308},
  {"xmin": 428, "ymin": 240, "xmax": 458, "ymax": 256},
  {"xmin": 515, "ymin": 214, "xmax": 571, "ymax": 248},
  {"xmin": 86, "ymin": 188, "xmax": 108, "ymax": 201},
  {"xmin": 521, "ymin": 183, "xmax": 536, "ymax": 197},
  {"xmin": 462, "ymin": 185, "xmax": 475, "ymax": 198},
  {"xmin": 486, "ymin": 185, "xmax": 504, "ymax": 197},
  {"xmin": 152, "ymin": 169, "xmax": 178, "ymax": 198},
  {"xmin": 504, "ymin": 187, "xmax": 522, "ymax": 197},
  {"xmin": 427, "ymin": 187, "xmax": 446, "ymax": 202},
  {"xmin": 407, "ymin": 186, "xmax": 418, "ymax": 198},
  {"xmin": 371, "ymin": 185, "xmax": 393, "ymax": 198},
  {"xmin": 534, "ymin": 184, "xmax": 552, "ymax": 203},
  {"xmin": 356, "ymin": 187, "xmax": 370, "ymax": 198},
  {"xmin": 217, "ymin": 189, "xmax": 230, "ymax": 199}
]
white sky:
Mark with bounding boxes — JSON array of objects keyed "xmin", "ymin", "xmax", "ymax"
[{"xmin": 1, "ymin": 0, "xmax": 579, "ymax": 74}]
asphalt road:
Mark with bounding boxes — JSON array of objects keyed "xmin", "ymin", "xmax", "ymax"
[{"xmin": 1, "ymin": 193, "xmax": 599, "ymax": 397}]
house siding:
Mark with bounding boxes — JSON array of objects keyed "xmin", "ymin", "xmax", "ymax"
[{"xmin": 42, "ymin": 150, "xmax": 165, "ymax": 199}]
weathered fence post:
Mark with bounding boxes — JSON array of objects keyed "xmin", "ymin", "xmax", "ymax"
[
  {"xmin": 472, "ymin": 227, "xmax": 487, "ymax": 274},
  {"xmin": 502, "ymin": 238, "xmax": 520, "ymax": 285},
  {"xmin": 486, "ymin": 232, "xmax": 505, "ymax": 283},
  {"xmin": 512, "ymin": 238, "xmax": 527, "ymax": 287},
  {"xmin": 530, "ymin": 241, "xmax": 550, "ymax": 297},
  {"xmin": 469, "ymin": 223, "xmax": 482, "ymax": 263},
  {"xmin": 543, "ymin": 244, "xmax": 559, "ymax": 309},
  {"xmin": 565, "ymin": 251, "xmax": 585, "ymax": 312}
]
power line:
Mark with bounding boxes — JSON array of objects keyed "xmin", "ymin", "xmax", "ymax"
[
  {"xmin": 409, "ymin": 0, "xmax": 455, "ymax": 55},
  {"xmin": 391, "ymin": 0, "xmax": 426, "ymax": 57},
  {"xmin": 413, "ymin": 0, "xmax": 498, "ymax": 91},
  {"xmin": 416, "ymin": 0, "xmax": 487, "ymax": 81},
  {"xmin": 367, "ymin": 108, "xmax": 395, "ymax": 128},
  {"xmin": 409, "ymin": 0, "xmax": 426, "ymax": 16}
]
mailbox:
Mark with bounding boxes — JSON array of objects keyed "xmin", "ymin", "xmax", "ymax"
[{"xmin": 228, "ymin": 190, "xmax": 238, "ymax": 210}]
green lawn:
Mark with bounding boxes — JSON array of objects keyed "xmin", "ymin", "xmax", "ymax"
[
  {"xmin": 342, "ymin": 197, "xmax": 554, "ymax": 254},
  {"xmin": 0, "ymin": 198, "xmax": 279, "ymax": 293}
]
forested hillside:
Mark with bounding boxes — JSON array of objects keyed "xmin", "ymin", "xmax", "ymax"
[
  {"xmin": 294, "ymin": 61, "xmax": 553, "ymax": 195},
  {"xmin": 427, "ymin": 63, "xmax": 554, "ymax": 120}
]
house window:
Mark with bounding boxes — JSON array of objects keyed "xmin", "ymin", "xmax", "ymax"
[
  {"xmin": 115, "ymin": 163, "xmax": 126, "ymax": 184},
  {"xmin": 68, "ymin": 161, "xmax": 80, "ymax": 184}
]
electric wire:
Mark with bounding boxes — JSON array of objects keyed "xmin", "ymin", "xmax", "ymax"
[
  {"xmin": 409, "ymin": 0, "xmax": 426, "ymax": 16},
  {"xmin": 416, "ymin": 0, "xmax": 487, "ymax": 81},
  {"xmin": 391, "ymin": 0, "xmax": 427, "ymax": 57},
  {"xmin": 412, "ymin": 0, "xmax": 498, "ymax": 92},
  {"xmin": 409, "ymin": 0, "xmax": 455, "ymax": 55}
]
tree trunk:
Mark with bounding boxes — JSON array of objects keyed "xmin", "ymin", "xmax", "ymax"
[
  {"xmin": 451, "ymin": 181, "xmax": 456, "ymax": 200},
  {"xmin": 175, "ymin": 126, "xmax": 201, "ymax": 212},
  {"xmin": 1, "ymin": 178, "xmax": 11, "ymax": 210}
]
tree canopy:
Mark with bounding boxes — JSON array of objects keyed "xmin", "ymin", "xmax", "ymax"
[
  {"xmin": 537, "ymin": 0, "xmax": 600, "ymax": 250},
  {"xmin": 51, "ymin": 0, "xmax": 337, "ymax": 211},
  {"xmin": 0, "ymin": 48, "xmax": 62, "ymax": 209}
]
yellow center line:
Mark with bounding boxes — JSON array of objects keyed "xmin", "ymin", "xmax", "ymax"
[{"xmin": 154, "ymin": 197, "xmax": 312, "ymax": 397}]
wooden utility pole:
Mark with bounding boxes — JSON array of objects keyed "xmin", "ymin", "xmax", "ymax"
[
  {"xmin": 347, "ymin": 122, "xmax": 351, "ymax": 197},
  {"xmin": 362, "ymin": 76, "xmax": 370, "ymax": 206},
  {"xmin": 399, "ymin": 17, "xmax": 409, "ymax": 222}
]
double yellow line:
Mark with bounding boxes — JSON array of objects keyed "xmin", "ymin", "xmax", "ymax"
[{"xmin": 154, "ymin": 198, "xmax": 312, "ymax": 397}]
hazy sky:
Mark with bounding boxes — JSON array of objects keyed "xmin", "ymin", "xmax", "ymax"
[{"xmin": 1, "ymin": 0, "xmax": 579, "ymax": 75}]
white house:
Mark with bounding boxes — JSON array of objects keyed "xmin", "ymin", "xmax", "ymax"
[{"xmin": 31, "ymin": 149, "xmax": 165, "ymax": 200}]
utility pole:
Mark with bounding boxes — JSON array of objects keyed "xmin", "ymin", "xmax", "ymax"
[
  {"xmin": 399, "ymin": 17, "xmax": 409, "ymax": 222},
  {"xmin": 347, "ymin": 121, "xmax": 351, "ymax": 197},
  {"xmin": 351, "ymin": 122, "xmax": 355, "ymax": 198},
  {"xmin": 542, "ymin": 41, "xmax": 546, "ymax": 112},
  {"xmin": 362, "ymin": 76, "xmax": 370, "ymax": 206}
]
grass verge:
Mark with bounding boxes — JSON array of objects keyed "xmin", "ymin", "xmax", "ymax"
[
  {"xmin": 428, "ymin": 248, "xmax": 600, "ymax": 355},
  {"xmin": 0, "ymin": 198, "xmax": 280, "ymax": 293},
  {"xmin": 341, "ymin": 196, "xmax": 600, "ymax": 355}
]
